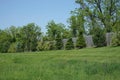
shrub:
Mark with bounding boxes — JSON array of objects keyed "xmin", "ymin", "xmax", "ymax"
[
  {"xmin": 37, "ymin": 41, "xmax": 44, "ymax": 51},
  {"xmin": 44, "ymin": 41, "xmax": 55, "ymax": 50},
  {"xmin": 0, "ymin": 41, "xmax": 11, "ymax": 53},
  {"xmin": 16, "ymin": 42, "xmax": 24, "ymax": 52},
  {"xmin": 37, "ymin": 41, "xmax": 55, "ymax": 51},
  {"xmin": 8, "ymin": 43, "xmax": 17, "ymax": 53},
  {"xmin": 65, "ymin": 38, "xmax": 74, "ymax": 50},
  {"xmin": 93, "ymin": 27, "xmax": 106, "ymax": 47},
  {"xmin": 76, "ymin": 31, "xmax": 86, "ymax": 49},
  {"xmin": 111, "ymin": 32, "xmax": 120, "ymax": 46},
  {"xmin": 55, "ymin": 34, "xmax": 63, "ymax": 50}
]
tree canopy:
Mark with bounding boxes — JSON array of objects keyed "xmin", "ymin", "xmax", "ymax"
[{"xmin": 0, "ymin": 0, "xmax": 120, "ymax": 53}]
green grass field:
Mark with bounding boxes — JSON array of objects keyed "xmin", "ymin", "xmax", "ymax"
[{"xmin": 0, "ymin": 47, "xmax": 120, "ymax": 80}]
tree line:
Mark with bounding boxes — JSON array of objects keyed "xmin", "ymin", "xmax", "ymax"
[{"xmin": 0, "ymin": 0, "xmax": 120, "ymax": 53}]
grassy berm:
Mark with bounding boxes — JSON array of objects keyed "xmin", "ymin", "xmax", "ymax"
[{"xmin": 0, "ymin": 47, "xmax": 120, "ymax": 80}]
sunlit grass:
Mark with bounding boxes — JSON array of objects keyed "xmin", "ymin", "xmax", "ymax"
[{"xmin": 0, "ymin": 47, "xmax": 120, "ymax": 80}]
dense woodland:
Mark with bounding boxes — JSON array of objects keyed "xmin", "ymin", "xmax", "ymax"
[{"xmin": 0, "ymin": 0, "xmax": 120, "ymax": 53}]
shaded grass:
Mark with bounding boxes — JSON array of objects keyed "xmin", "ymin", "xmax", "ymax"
[{"xmin": 0, "ymin": 47, "xmax": 120, "ymax": 80}]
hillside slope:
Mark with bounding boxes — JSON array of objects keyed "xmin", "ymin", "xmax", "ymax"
[{"xmin": 0, "ymin": 47, "xmax": 120, "ymax": 80}]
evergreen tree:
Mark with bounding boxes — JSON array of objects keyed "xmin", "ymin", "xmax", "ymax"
[
  {"xmin": 93, "ymin": 27, "xmax": 106, "ymax": 47},
  {"xmin": 76, "ymin": 31, "xmax": 86, "ymax": 49},
  {"xmin": 65, "ymin": 38, "xmax": 74, "ymax": 50},
  {"xmin": 55, "ymin": 33, "xmax": 63, "ymax": 50}
]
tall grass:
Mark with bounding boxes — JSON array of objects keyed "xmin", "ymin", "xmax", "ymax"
[{"xmin": 0, "ymin": 47, "xmax": 120, "ymax": 80}]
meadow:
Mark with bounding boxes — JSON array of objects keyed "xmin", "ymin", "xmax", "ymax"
[{"xmin": 0, "ymin": 47, "xmax": 120, "ymax": 80}]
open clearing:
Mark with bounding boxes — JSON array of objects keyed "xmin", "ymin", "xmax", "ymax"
[{"xmin": 0, "ymin": 47, "xmax": 120, "ymax": 80}]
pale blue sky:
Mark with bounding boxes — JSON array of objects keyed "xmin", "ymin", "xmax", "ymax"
[{"xmin": 0, "ymin": 0, "xmax": 78, "ymax": 32}]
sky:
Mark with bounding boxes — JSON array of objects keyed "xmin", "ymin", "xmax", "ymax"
[{"xmin": 0, "ymin": 0, "xmax": 78, "ymax": 32}]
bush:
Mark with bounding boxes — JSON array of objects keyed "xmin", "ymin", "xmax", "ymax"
[
  {"xmin": 111, "ymin": 32, "xmax": 120, "ymax": 46},
  {"xmin": 37, "ymin": 41, "xmax": 44, "ymax": 51},
  {"xmin": 65, "ymin": 38, "xmax": 74, "ymax": 50},
  {"xmin": 93, "ymin": 27, "xmax": 106, "ymax": 47},
  {"xmin": 16, "ymin": 42, "xmax": 24, "ymax": 52},
  {"xmin": 0, "ymin": 41, "xmax": 11, "ymax": 53},
  {"xmin": 76, "ymin": 32, "xmax": 86, "ymax": 49},
  {"xmin": 55, "ymin": 34, "xmax": 63, "ymax": 50},
  {"xmin": 44, "ymin": 41, "xmax": 55, "ymax": 51},
  {"xmin": 8, "ymin": 42, "xmax": 24, "ymax": 53},
  {"xmin": 8, "ymin": 43, "xmax": 17, "ymax": 53},
  {"xmin": 37, "ymin": 41, "xmax": 55, "ymax": 51}
]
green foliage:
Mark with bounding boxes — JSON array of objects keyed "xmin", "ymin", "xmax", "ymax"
[
  {"xmin": 68, "ymin": 15, "xmax": 77, "ymax": 37},
  {"xmin": 8, "ymin": 42, "xmax": 23, "ymax": 53},
  {"xmin": 76, "ymin": 32, "xmax": 86, "ymax": 49},
  {"xmin": 0, "ymin": 41, "xmax": 11, "ymax": 53},
  {"xmin": 37, "ymin": 41, "xmax": 55, "ymax": 51},
  {"xmin": 0, "ymin": 23, "xmax": 41, "ymax": 53},
  {"xmin": 16, "ymin": 42, "xmax": 24, "ymax": 52},
  {"xmin": 62, "ymin": 29, "xmax": 72, "ymax": 39},
  {"xmin": 7, "ymin": 26, "xmax": 18, "ymax": 42},
  {"xmin": 46, "ymin": 20, "xmax": 65, "ymax": 40},
  {"xmin": 55, "ymin": 33, "xmax": 63, "ymax": 50},
  {"xmin": 93, "ymin": 27, "xmax": 106, "ymax": 47},
  {"xmin": 1, "ymin": 0, "xmax": 120, "ymax": 53},
  {"xmin": 0, "ymin": 31, "xmax": 11, "ymax": 53},
  {"xmin": 111, "ymin": 32, "xmax": 120, "ymax": 47},
  {"xmin": 43, "ymin": 41, "xmax": 55, "ymax": 51},
  {"xmin": 20, "ymin": 23, "xmax": 41, "ymax": 51},
  {"xmin": 113, "ymin": 20, "xmax": 120, "ymax": 33},
  {"xmin": 37, "ymin": 41, "xmax": 44, "ymax": 51},
  {"xmin": 65, "ymin": 38, "xmax": 74, "ymax": 50},
  {"xmin": 75, "ymin": 0, "xmax": 120, "ymax": 33},
  {"xmin": 8, "ymin": 43, "xmax": 17, "ymax": 53}
]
